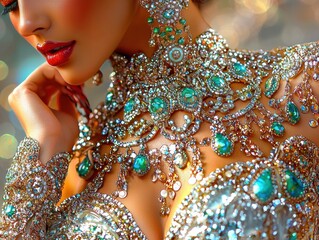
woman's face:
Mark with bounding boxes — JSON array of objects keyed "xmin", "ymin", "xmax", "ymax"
[{"xmin": 1, "ymin": 0, "xmax": 139, "ymax": 85}]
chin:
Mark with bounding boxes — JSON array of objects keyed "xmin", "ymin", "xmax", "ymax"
[{"xmin": 57, "ymin": 66, "xmax": 96, "ymax": 86}]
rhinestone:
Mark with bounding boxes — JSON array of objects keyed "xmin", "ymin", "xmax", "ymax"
[
  {"xmin": 285, "ymin": 170, "xmax": 305, "ymax": 198},
  {"xmin": 252, "ymin": 169, "xmax": 274, "ymax": 202},
  {"xmin": 133, "ymin": 154, "xmax": 151, "ymax": 176}
]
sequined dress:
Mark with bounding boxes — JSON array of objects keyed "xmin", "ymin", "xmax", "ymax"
[{"xmin": 1, "ymin": 29, "xmax": 319, "ymax": 239}]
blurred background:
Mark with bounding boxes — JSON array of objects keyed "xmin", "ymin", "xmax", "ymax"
[{"xmin": 0, "ymin": 0, "xmax": 318, "ymax": 206}]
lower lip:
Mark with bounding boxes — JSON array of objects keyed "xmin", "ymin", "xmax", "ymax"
[{"xmin": 45, "ymin": 42, "xmax": 76, "ymax": 66}]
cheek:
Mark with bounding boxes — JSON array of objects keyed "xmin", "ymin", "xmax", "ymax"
[{"xmin": 60, "ymin": 0, "xmax": 94, "ymax": 28}]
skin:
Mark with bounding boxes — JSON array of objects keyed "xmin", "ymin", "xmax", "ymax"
[{"xmin": 2, "ymin": 0, "xmax": 319, "ymax": 239}]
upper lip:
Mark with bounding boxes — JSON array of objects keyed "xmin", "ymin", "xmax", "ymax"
[{"xmin": 36, "ymin": 40, "xmax": 76, "ymax": 55}]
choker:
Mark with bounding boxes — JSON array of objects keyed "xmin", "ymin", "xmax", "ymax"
[{"xmin": 73, "ymin": 29, "xmax": 319, "ymax": 215}]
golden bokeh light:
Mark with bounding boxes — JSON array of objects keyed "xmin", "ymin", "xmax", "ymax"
[
  {"xmin": 241, "ymin": 0, "xmax": 273, "ymax": 14},
  {"xmin": 0, "ymin": 60, "xmax": 9, "ymax": 81},
  {"xmin": 0, "ymin": 134, "xmax": 18, "ymax": 159},
  {"xmin": 0, "ymin": 84, "xmax": 16, "ymax": 111}
]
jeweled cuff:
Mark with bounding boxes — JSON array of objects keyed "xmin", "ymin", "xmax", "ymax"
[{"xmin": 0, "ymin": 137, "xmax": 71, "ymax": 239}]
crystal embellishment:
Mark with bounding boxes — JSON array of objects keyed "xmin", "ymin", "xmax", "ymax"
[
  {"xmin": 271, "ymin": 122, "xmax": 285, "ymax": 136},
  {"xmin": 133, "ymin": 154, "xmax": 151, "ymax": 176},
  {"xmin": 285, "ymin": 170, "xmax": 305, "ymax": 198},
  {"xmin": 286, "ymin": 101, "xmax": 300, "ymax": 125},
  {"xmin": 212, "ymin": 133, "xmax": 234, "ymax": 156},
  {"xmin": 252, "ymin": 169, "xmax": 274, "ymax": 202},
  {"xmin": 76, "ymin": 156, "xmax": 93, "ymax": 179},
  {"xmin": 264, "ymin": 75, "xmax": 280, "ymax": 98}
]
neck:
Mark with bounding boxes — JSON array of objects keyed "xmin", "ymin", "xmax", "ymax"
[{"xmin": 115, "ymin": 1, "xmax": 211, "ymax": 58}]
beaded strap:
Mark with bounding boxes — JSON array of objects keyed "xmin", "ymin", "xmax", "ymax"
[{"xmin": 0, "ymin": 138, "xmax": 71, "ymax": 239}]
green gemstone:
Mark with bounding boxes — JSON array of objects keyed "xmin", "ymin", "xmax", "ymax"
[
  {"xmin": 207, "ymin": 76, "xmax": 227, "ymax": 92},
  {"xmin": 163, "ymin": 9, "xmax": 175, "ymax": 19},
  {"xmin": 287, "ymin": 101, "xmax": 300, "ymax": 125},
  {"xmin": 169, "ymin": 35, "xmax": 175, "ymax": 41},
  {"xmin": 271, "ymin": 122, "xmax": 285, "ymax": 136},
  {"xmin": 265, "ymin": 76, "xmax": 280, "ymax": 98},
  {"xmin": 5, "ymin": 204, "xmax": 16, "ymax": 218},
  {"xmin": 149, "ymin": 97, "xmax": 168, "ymax": 116},
  {"xmin": 179, "ymin": 87, "xmax": 199, "ymax": 108},
  {"xmin": 76, "ymin": 156, "xmax": 93, "ymax": 178},
  {"xmin": 124, "ymin": 97, "xmax": 136, "ymax": 113},
  {"xmin": 214, "ymin": 133, "xmax": 233, "ymax": 156},
  {"xmin": 289, "ymin": 233, "xmax": 298, "ymax": 240},
  {"xmin": 153, "ymin": 27, "xmax": 160, "ymax": 34},
  {"xmin": 105, "ymin": 91, "xmax": 114, "ymax": 105},
  {"xmin": 233, "ymin": 62, "xmax": 247, "ymax": 76},
  {"xmin": 147, "ymin": 17, "xmax": 154, "ymax": 24},
  {"xmin": 285, "ymin": 170, "xmax": 305, "ymax": 198},
  {"xmin": 252, "ymin": 169, "xmax": 274, "ymax": 202},
  {"xmin": 176, "ymin": 29, "xmax": 183, "ymax": 35},
  {"xmin": 179, "ymin": 18, "xmax": 187, "ymax": 25},
  {"xmin": 133, "ymin": 154, "xmax": 150, "ymax": 176},
  {"xmin": 178, "ymin": 37, "xmax": 185, "ymax": 45},
  {"xmin": 165, "ymin": 26, "xmax": 173, "ymax": 32},
  {"xmin": 160, "ymin": 32, "xmax": 166, "ymax": 38}
]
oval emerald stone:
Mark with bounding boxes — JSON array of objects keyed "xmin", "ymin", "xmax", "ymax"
[
  {"xmin": 252, "ymin": 169, "xmax": 274, "ymax": 202},
  {"xmin": 149, "ymin": 97, "xmax": 168, "ymax": 116},
  {"xmin": 213, "ymin": 133, "xmax": 233, "ymax": 156},
  {"xmin": 233, "ymin": 62, "xmax": 247, "ymax": 76},
  {"xmin": 285, "ymin": 170, "xmax": 305, "ymax": 198},
  {"xmin": 271, "ymin": 122, "xmax": 285, "ymax": 136},
  {"xmin": 76, "ymin": 156, "xmax": 93, "ymax": 178},
  {"xmin": 5, "ymin": 204, "xmax": 16, "ymax": 218},
  {"xmin": 179, "ymin": 87, "xmax": 199, "ymax": 108},
  {"xmin": 124, "ymin": 97, "xmax": 136, "ymax": 113},
  {"xmin": 207, "ymin": 76, "xmax": 227, "ymax": 92},
  {"xmin": 133, "ymin": 154, "xmax": 150, "ymax": 176},
  {"xmin": 287, "ymin": 101, "xmax": 300, "ymax": 125}
]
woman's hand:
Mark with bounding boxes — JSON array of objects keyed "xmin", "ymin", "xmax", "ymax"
[{"xmin": 8, "ymin": 62, "xmax": 80, "ymax": 164}]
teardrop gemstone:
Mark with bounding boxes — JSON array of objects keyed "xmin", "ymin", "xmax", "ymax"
[
  {"xmin": 133, "ymin": 154, "xmax": 151, "ymax": 176},
  {"xmin": 76, "ymin": 156, "xmax": 93, "ymax": 179},
  {"xmin": 285, "ymin": 170, "xmax": 305, "ymax": 198},
  {"xmin": 252, "ymin": 169, "xmax": 274, "ymax": 202},
  {"xmin": 212, "ymin": 133, "xmax": 233, "ymax": 156},
  {"xmin": 286, "ymin": 101, "xmax": 300, "ymax": 125}
]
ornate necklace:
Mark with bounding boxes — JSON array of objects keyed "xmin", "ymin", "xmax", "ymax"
[{"xmin": 73, "ymin": 29, "xmax": 319, "ymax": 215}]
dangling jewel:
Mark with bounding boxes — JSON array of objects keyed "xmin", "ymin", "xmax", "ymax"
[
  {"xmin": 133, "ymin": 153, "xmax": 151, "ymax": 176},
  {"xmin": 211, "ymin": 133, "xmax": 234, "ymax": 157},
  {"xmin": 76, "ymin": 152, "xmax": 94, "ymax": 180},
  {"xmin": 286, "ymin": 101, "xmax": 301, "ymax": 125}
]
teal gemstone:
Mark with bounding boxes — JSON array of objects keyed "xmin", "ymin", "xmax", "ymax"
[
  {"xmin": 265, "ymin": 76, "xmax": 280, "ymax": 98},
  {"xmin": 105, "ymin": 91, "xmax": 114, "ymax": 105},
  {"xmin": 163, "ymin": 9, "xmax": 175, "ymax": 19},
  {"xmin": 207, "ymin": 76, "xmax": 227, "ymax": 93},
  {"xmin": 213, "ymin": 133, "xmax": 233, "ymax": 156},
  {"xmin": 149, "ymin": 97, "xmax": 168, "ymax": 116},
  {"xmin": 179, "ymin": 19, "xmax": 187, "ymax": 25},
  {"xmin": 233, "ymin": 62, "xmax": 247, "ymax": 76},
  {"xmin": 133, "ymin": 154, "xmax": 150, "ymax": 176},
  {"xmin": 124, "ymin": 97, "xmax": 136, "ymax": 113},
  {"xmin": 287, "ymin": 101, "xmax": 300, "ymax": 125},
  {"xmin": 285, "ymin": 170, "xmax": 305, "ymax": 198},
  {"xmin": 76, "ymin": 156, "xmax": 93, "ymax": 179},
  {"xmin": 5, "ymin": 204, "xmax": 16, "ymax": 218},
  {"xmin": 289, "ymin": 233, "xmax": 298, "ymax": 240},
  {"xmin": 271, "ymin": 122, "xmax": 285, "ymax": 136},
  {"xmin": 178, "ymin": 37, "xmax": 185, "ymax": 45},
  {"xmin": 252, "ymin": 169, "xmax": 274, "ymax": 202},
  {"xmin": 179, "ymin": 87, "xmax": 199, "ymax": 108}
]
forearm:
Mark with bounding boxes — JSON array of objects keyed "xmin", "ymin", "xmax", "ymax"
[{"xmin": 0, "ymin": 138, "xmax": 71, "ymax": 239}]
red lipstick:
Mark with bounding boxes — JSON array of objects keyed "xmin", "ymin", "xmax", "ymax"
[{"xmin": 37, "ymin": 40, "xmax": 76, "ymax": 66}]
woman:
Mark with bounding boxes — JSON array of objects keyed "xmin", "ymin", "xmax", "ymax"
[{"xmin": 0, "ymin": 0, "xmax": 318, "ymax": 239}]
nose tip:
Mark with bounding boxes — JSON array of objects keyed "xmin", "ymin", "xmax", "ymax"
[{"xmin": 18, "ymin": 4, "xmax": 50, "ymax": 37}]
